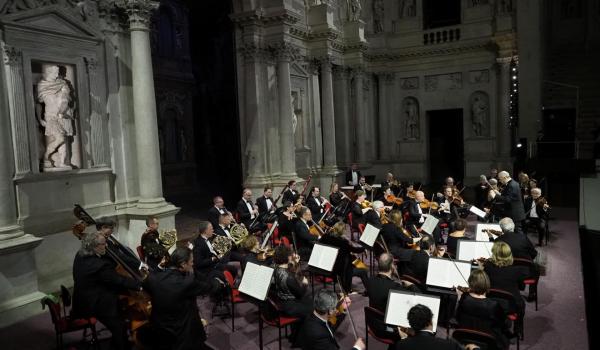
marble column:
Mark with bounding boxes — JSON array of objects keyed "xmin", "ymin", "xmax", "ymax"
[
  {"xmin": 333, "ymin": 66, "xmax": 352, "ymax": 165},
  {"xmin": 496, "ymin": 57, "xmax": 513, "ymax": 160},
  {"xmin": 125, "ymin": 0, "xmax": 164, "ymax": 205},
  {"xmin": 275, "ymin": 42, "xmax": 297, "ymax": 178},
  {"xmin": 353, "ymin": 67, "xmax": 367, "ymax": 162},
  {"xmin": 320, "ymin": 58, "xmax": 337, "ymax": 169}
]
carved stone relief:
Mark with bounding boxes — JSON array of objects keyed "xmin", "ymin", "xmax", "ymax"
[
  {"xmin": 470, "ymin": 91, "xmax": 490, "ymax": 137},
  {"xmin": 399, "ymin": 0, "xmax": 416, "ymax": 18},
  {"xmin": 424, "ymin": 73, "xmax": 462, "ymax": 91},
  {"xmin": 373, "ymin": 0, "xmax": 384, "ymax": 33},
  {"xmin": 469, "ymin": 69, "xmax": 490, "ymax": 84},
  {"xmin": 402, "ymin": 97, "xmax": 419, "ymax": 140},
  {"xmin": 400, "ymin": 77, "xmax": 418, "ymax": 90},
  {"xmin": 347, "ymin": 0, "xmax": 362, "ymax": 21}
]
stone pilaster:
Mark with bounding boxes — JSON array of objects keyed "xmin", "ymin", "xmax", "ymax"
[
  {"xmin": 2, "ymin": 44, "xmax": 30, "ymax": 175},
  {"xmin": 496, "ymin": 56, "xmax": 514, "ymax": 162},
  {"xmin": 352, "ymin": 67, "xmax": 367, "ymax": 162},
  {"xmin": 85, "ymin": 57, "xmax": 110, "ymax": 167},
  {"xmin": 124, "ymin": 0, "xmax": 164, "ymax": 205},
  {"xmin": 333, "ymin": 65, "xmax": 352, "ymax": 166},
  {"xmin": 274, "ymin": 42, "xmax": 298, "ymax": 178},
  {"xmin": 320, "ymin": 57, "xmax": 337, "ymax": 170},
  {"xmin": 378, "ymin": 72, "xmax": 394, "ymax": 160}
]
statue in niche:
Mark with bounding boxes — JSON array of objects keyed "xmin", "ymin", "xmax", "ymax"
[
  {"xmin": 403, "ymin": 98, "xmax": 419, "ymax": 140},
  {"xmin": 347, "ymin": 0, "xmax": 362, "ymax": 21},
  {"xmin": 373, "ymin": 0, "xmax": 384, "ymax": 33},
  {"xmin": 291, "ymin": 93, "xmax": 298, "ymax": 135},
  {"xmin": 471, "ymin": 94, "xmax": 489, "ymax": 137},
  {"xmin": 498, "ymin": 0, "xmax": 512, "ymax": 13},
  {"xmin": 399, "ymin": 0, "xmax": 416, "ymax": 17},
  {"xmin": 36, "ymin": 65, "xmax": 76, "ymax": 170}
]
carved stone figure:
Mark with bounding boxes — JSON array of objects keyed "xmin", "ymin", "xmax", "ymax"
[
  {"xmin": 291, "ymin": 93, "xmax": 298, "ymax": 135},
  {"xmin": 373, "ymin": 0, "xmax": 384, "ymax": 33},
  {"xmin": 347, "ymin": 0, "xmax": 362, "ymax": 21},
  {"xmin": 399, "ymin": 0, "xmax": 416, "ymax": 18},
  {"xmin": 403, "ymin": 98, "xmax": 419, "ymax": 140},
  {"xmin": 498, "ymin": 0, "xmax": 512, "ymax": 13},
  {"xmin": 36, "ymin": 65, "xmax": 76, "ymax": 170},
  {"xmin": 471, "ymin": 94, "xmax": 488, "ymax": 137}
]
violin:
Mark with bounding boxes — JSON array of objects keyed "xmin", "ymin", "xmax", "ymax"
[
  {"xmin": 385, "ymin": 194, "xmax": 404, "ymax": 206},
  {"xmin": 419, "ymin": 199, "xmax": 439, "ymax": 210},
  {"xmin": 534, "ymin": 196, "xmax": 551, "ymax": 210},
  {"xmin": 406, "ymin": 189, "xmax": 417, "ymax": 199},
  {"xmin": 256, "ymin": 248, "xmax": 274, "ymax": 261},
  {"xmin": 309, "ymin": 220, "xmax": 327, "ymax": 237},
  {"xmin": 483, "ymin": 228, "xmax": 503, "ymax": 236}
]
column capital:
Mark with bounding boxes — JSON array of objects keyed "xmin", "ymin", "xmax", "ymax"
[
  {"xmin": 84, "ymin": 57, "xmax": 99, "ymax": 72},
  {"xmin": 271, "ymin": 42, "xmax": 298, "ymax": 62},
  {"xmin": 496, "ymin": 55, "xmax": 518, "ymax": 65},
  {"xmin": 2, "ymin": 44, "xmax": 21, "ymax": 67},
  {"xmin": 120, "ymin": 0, "xmax": 159, "ymax": 31}
]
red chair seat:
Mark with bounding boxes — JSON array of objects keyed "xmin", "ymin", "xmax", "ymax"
[
  {"xmin": 314, "ymin": 275, "xmax": 334, "ymax": 283},
  {"xmin": 440, "ymin": 223, "xmax": 448, "ymax": 228},
  {"xmin": 56, "ymin": 316, "xmax": 97, "ymax": 332},
  {"xmin": 523, "ymin": 279, "xmax": 536, "ymax": 285},
  {"xmin": 508, "ymin": 313, "xmax": 518, "ymax": 321},
  {"xmin": 367, "ymin": 328, "xmax": 395, "ymax": 345}
]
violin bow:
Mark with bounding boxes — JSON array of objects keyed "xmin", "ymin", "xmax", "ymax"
[
  {"xmin": 261, "ymin": 220, "xmax": 278, "ymax": 250},
  {"xmin": 446, "ymin": 254, "xmax": 470, "ymax": 288},
  {"xmin": 335, "ymin": 276, "xmax": 359, "ymax": 340}
]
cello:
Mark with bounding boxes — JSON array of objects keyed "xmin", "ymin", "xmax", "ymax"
[{"xmin": 72, "ymin": 205, "xmax": 151, "ymax": 346}]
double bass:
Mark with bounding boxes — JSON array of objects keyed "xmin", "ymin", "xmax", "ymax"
[{"xmin": 72, "ymin": 205, "xmax": 151, "ymax": 346}]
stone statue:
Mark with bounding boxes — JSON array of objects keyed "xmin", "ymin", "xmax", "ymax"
[
  {"xmin": 403, "ymin": 98, "xmax": 419, "ymax": 139},
  {"xmin": 347, "ymin": 0, "xmax": 362, "ymax": 22},
  {"xmin": 36, "ymin": 65, "xmax": 76, "ymax": 170},
  {"xmin": 471, "ymin": 95, "xmax": 488, "ymax": 137},
  {"xmin": 373, "ymin": 0, "xmax": 384, "ymax": 33},
  {"xmin": 291, "ymin": 94, "xmax": 298, "ymax": 135},
  {"xmin": 399, "ymin": 0, "xmax": 416, "ymax": 18}
]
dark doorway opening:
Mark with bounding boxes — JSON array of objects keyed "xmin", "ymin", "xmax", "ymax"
[
  {"xmin": 423, "ymin": 0, "xmax": 461, "ymax": 29},
  {"xmin": 428, "ymin": 109, "xmax": 464, "ymax": 187},
  {"xmin": 538, "ymin": 108, "xmax": 576, "ymax": 158}
]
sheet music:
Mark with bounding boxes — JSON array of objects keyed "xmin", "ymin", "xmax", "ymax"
[
  {"xmin": 420, "ymin": 215, "xmax": 439, "ymax": 235},
  {"xmin": 384, "ymin": 290, "xmax": 441, "ymax": 331},
  {"xmin": 308, "ymin": 243, "xmax": 339, "ymax": 272},
  {"xmin": 475, "ymin": 223, "xmax": 501, "ymax": 241},
  {"xmin": 359, "ymin": 223, "xmax": 380, "ymax": 247},
  {"xmin": 238, "ymin": 262, "xmax": 274, "ymax": 301},
  {"xmin": 457, "ymin": 240, "xmax": 494, "ymax": 261},
  {"xmin": 469, "ymin": 205, "xmax": 487, "ymax": 219},
  {"xmin": 425, "ymin": 257, "xmax": 471, "ymax": 289},
  {"xmin": 340, "ymin": 186, "xmax": 354, "ymax": 190}
]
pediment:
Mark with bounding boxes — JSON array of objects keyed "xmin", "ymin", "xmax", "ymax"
[{"xmin": 0, "ymin": 5, "xmax": 103, "ymax": 40}]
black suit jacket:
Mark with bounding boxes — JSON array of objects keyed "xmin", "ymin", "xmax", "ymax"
[
  {"xmin": 367, "ymin": 274, "xmax": 404, "ymax": 312},
  {"xmin": 72, "ymin": 253, "xmax": 141, "ymax": 318},
  {"xmin": 523, "ymin": 197, "xmax": 549, "ymax": 219},
  {"xmin": 345, "ymin": 169, "xmax": 362, "ymax": 185},
  {"xmin": 296, "ymin": 313, "xmax": 352, "ymax": 350},
  {"xmin": 405, "ymin": 200, "xmax": 423, "ymax": 226},
  {"xmin": 207, "ymin": 206, "xmax": 227, "ymax": 229},
  {"xmin": 456, "ymin": 293, "xmax": 508, "ymax": 350},
  {"xmin": 213, "ymin": 225, "xmax": 231, "ymax": 239},
  {"xmin": 496, "ymin": 179, "xmax": 526, "ymax": 222},
  {"xmin": 364, "ymin": 209, "xmax": 382, "ymax": 228},
  {"xmin": 394, "ymin": 331, "xmax": 464, "ymax": 350},
  {"xmin": 282, "ymin": 189, "xmax": 299, "ymax": 205},
  {"xmin": 405, "ymin": 250, "xmax": 428, "ymax": 283},
  {"xmin": 306, "ymin": 196, "xmax": 326, "ymax": 220},
  {"xmin": 256, "ymin": 196, "xmax": 276, "ymax": 215},
  {"xmin": 294, "ymin": 220, "xmax": 318, "ymax": 250},
  {"xmin": 192, "ymin": 236, "xmax": 218, "ymax": 274},
  {"xmin": 144, "ymin": 268, "xmax": 220, "ymax": 349},
  {"xmin": 495, "ymin": 231, "xmax": 537, "ymax": 260},
  {"xmin": 236, "ymin": 199, "xmax": 255, "ymax": 227}
]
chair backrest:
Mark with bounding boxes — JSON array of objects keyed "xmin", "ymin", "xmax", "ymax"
[
  {"xmin": 358, "ymin": 223, "xmax": 365, "ymax": 233},
  {"xmin": 223, "ymin": 270, "xmax": 236, "ymax": 288},
  {"xmin": 488, "ymin": 288, "xmax": 519, "ymax": 316},
  {"xmin": 41, "ymin": 297, "xmax": 63, "ymax": 325},
  {"xmin": 260, "ymin": 297, "xmax": 284, "ymax": 326},
  {"xmin": 281, "ymin": 236, "xmax": 291, "ymax": 248},
  {"xmin": 347, "ymin": 212, "xmax": 354, "ymax": 227},
  {"xmin": 452, "ymin": 328, "xmax": 499, "ymax": 350},
  {"xmin": 136, "ymin": 245, "xmax": 145, "ymax": 261},
  {"xmin": 60, "ymin": 285, "xmax": 71, "ymax": 307},
  {"xmin": 364, "ymin": 306, "xmax": 398, "ymax": 344}
]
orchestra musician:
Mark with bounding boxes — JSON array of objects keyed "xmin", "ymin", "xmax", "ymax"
[
  {"xmin": 380, "ymin": 210, "xmax": 418, "ymax": 264},
  {"xmin": 214, "ymin": 212, "xmax": 243, "ymax": 262},
  {"xmin": 486, "ymin": 218, "xmax": 538, "ymax": 272},
  {"xmin": 381, "ymin": 172, "xmax": 402, "ymax": 197},
  {"xmin": 278, "ymin": 201, "xmax": 298, "ymax": 241},
  {"xmin": 319, "ymin": 221, "xmax": 369, "ymax": 295},
  {"xmin": 523, "ymin": 188, "xmax": 550, "ymax": 246},
  {"xmin": 282, "ymin": 180, "xmax": 299, "ymax": 205},
  {"xmin": 141, "ymin": 217, "xmax": 169, "ymax": 270},
  {"xmin": 367, "ymin": 253, "xmax": 405, "ymax": 313},
  {"xmin": 405, "ymin": 191, "xmax": 441, "ymax": 243},
  {"xmin": 346, "ymin": 163, "xmax": 362, "ymax": 186},
  {"xmin": 329, "ymin": 182, "xmax": 347, "ymax": 208},
  {"xmin": 191, "ymin": 221, "xmax": 237, "ymax": 283},
  {"xmin": 238, "ymin": 235, "xmax": 265, "ymax": 272},
  {"xmin": 96, "ymin": 220, "xmax": 146, "ymax": 273},
  {"xmin": 393, "ymin": 304, "xmax": 464, "ymax": 350},
  {"xmin": 354, "ymin": 176, "xmax": 373, "ymax": 198},
  {"xmin": 236, "ymin": 188, "xmax": 265, "ymax": 233},
  {"xmin": 306, "ymin": 186, "xmax": 328, "ymax": 221},
  {"xmin": 483, "ymin": 178, "xmax": 502, "ymax": 222},
  {"xmin": 365, "ymin": 200, "xmax": 384, "ymax": 229},
  {"xmin": 143, "ymin": 247, "xmax": 224, "ymax": 350},
  {"xmin": 404, "ymin": 234, "xmax": 435, "ymax": 287},
  {"xmin": 256, "ymin": 186, "xmax": 277, "ymax": 215},
  {"xmin": 474, "ymin": 175, "xmax": 489, "ymax": 210},
  {"xmin": 294, "ymin": 206, "xmax": 318, "ymax": 260},
  {"xmin": 489, "ymin": 168, "xmax": 499, "ymax": 181},
  {"xmin": 445, "ymin": 218, "xmax": 468, "ymax": 258},
  {"xmin": 489, "ymin": 171, "xmax": 526, "ymax": 229},
  {"xmin": 72, "ymin": 231, "xmax": 142, "ymax": 350},
  {"xmin": 207, "ymin": 196, "xmax": 228, "ymax": 229},
  {"xmin": 295, "ymin": 289, "xmax": 366, "ymax": 350},
  {"xmin": 435, "ymin": 186, "xmax": 456, "ymax": 222}
]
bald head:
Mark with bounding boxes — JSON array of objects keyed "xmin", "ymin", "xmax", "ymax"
[
  {"xmin": 498, "ymin": 171, "xmax": 511, "ymax": 185},
  {"xmin": 415, "ymin": 191, "xmax": 425, "ymax": 202}
]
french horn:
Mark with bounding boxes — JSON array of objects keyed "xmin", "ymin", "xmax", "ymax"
[
  {"xmin": 211, "ymin": 235, "xmax": 232, "ymax": 259},
  {"xmin": 159, "ymin": 228, "xmax": 178, "ymax": 254},
  {"xmin": 230, "ymin": 223, "xmax": 249, "ymax": 246}
]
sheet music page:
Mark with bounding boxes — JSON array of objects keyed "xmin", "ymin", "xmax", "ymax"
[
  {"xmin": 469, "ymin": 205, "xmax": 487, "ymax": 219},
  {"xmin": 308, "ymin": 244, "xmax": 339, "ymax": 272},
  {"xmin": 426, "ymin": 257, "xmax": 471, "ymax": 288},
  {"xmin": 457, "ymin": 241, "xmax": 494, "ymax": 261},
  {"xmin": 359, "ymin": 223, "xmax": 380, "ymax": 247},
  {"xmin": 238, "ymin": 262, "xmax": 274, "ymax": 301},
  {"xmin": 384, "ymin": 290, "xmax": 441, "ymax": 331},
  {"xmin": 475, "ymin": 223, "xmax": 501, "ymax": 241},
  {"xmin": 421, "ymin": 215, "xmax": 439, "ymax": 235},
  {"xmin": 340, "ymin": 186, "xmax": 354, "ymax": 190}
]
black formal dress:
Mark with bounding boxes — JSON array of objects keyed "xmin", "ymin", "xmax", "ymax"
[
  {"xmin": 143, "ymin": 268, "xmax": 221, "ymax": 350},
  {"xmin": 456, "ymin": 293, "xmax": 509, "ymax": 350},
  {"xmin": 483, "ymin": 261, "xmax": 530, "ymax": 316},
  {"xmin": 367, "ymin": 274, "xmax": 404, "ymax": 312},
  {"xmin": 273, "ymin": 267, "xmax": 312, "ymax": 320},
  {"xmin": 294, "ymin": 219, "xmax": 318, "ymax": 260},
  {"xmin": 141, "ymin": 229, "xmax": 169, "ymax": 270},
  {"xmin": 72, "ymin": 252, "xmax": 141, "ymax": 350},
  {"xmin": 296, "ymin": 313, "xmax": 360, "ymax": 350},
  {"xmin": 393, "ymin": 331, "xmax": 463, "ymax": 350},
  {"xmin": 306, "ymin": 196, "xmax": 327, "ymax": 221},
  {"xmin": 329, "ymin": 191, "xmax": 344, "ymax": 207},
  {"xmin": 207, "ymin": 206, "xmax": 227, "ymax": 229},
  {"xmin": 278, "ymin": 212, "xmax": 297, "ymax": 241},
  {"xmin": 474, "ymin": 183, "xmax": 489, "ymax": 210},
  {"xmin": 350, "ymin": 202, "xmax": 365, "ymax": 229},
  {"xmin": 446, "ymin": 235, "xmax": 469, "ymax": 258},
  {"xmin": 495, "ymin": 179, "xmax": 526, "ymax": 225},
  {"xmin": 318, "ymin": 234, "xmax": 368, "ymax": 293},
  {"xmin": 523, "ymin": 197, "xmax": 549, "ymax": 245},
  {"xmin": 345, "ymin": 169, "xmax": 362, "ymax": 186}
]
